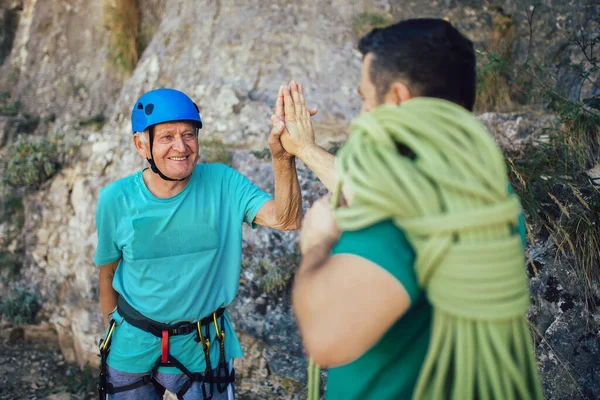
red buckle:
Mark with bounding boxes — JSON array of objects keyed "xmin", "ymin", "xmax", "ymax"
[{"xmin": 161, "ymin": 330, "xmax": 169, "ymax": 363}]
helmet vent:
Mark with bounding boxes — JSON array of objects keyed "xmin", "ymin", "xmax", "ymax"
[
  {"xmin": 145, "ymin": 104, "xmax": 154, "ymax": 115},
  {"xmin": 137, "ymin": 103, "xmax": 143, "ymax": 109}
]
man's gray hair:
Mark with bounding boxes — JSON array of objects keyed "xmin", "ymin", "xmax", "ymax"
[{"xmin": 135, "ymin": 131, "xmax": 149, "ymax": 144}]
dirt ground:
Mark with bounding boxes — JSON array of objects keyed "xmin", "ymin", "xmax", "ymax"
[{"xmin": 0, "ymin": 321, "xmax": 96, "ymax": 400}]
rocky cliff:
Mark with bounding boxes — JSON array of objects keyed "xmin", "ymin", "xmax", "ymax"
[{"xmin": 0, "ymin": 0, "xmax": 598, "ymax": 399}]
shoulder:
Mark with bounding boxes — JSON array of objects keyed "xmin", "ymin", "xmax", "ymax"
[
  {"xmin": 333, "ymin": 219, "xmax": 419, "ymax": 301},
  {"xmin": 98, "ymin": 172, "xmax": 139, "ymax": 205},
  {"xmin": 335, "ymin": 220, "xmax": 412, "ymax": 254}
]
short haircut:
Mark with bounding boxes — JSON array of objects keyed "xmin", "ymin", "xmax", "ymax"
[{"xmin": 358, "ymin": 18, "xmax": 477, "ymax": 111}]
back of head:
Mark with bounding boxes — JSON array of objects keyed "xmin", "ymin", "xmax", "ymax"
[{"xmin": 358, "ymin": 18, "xmax": 476, "ymax": 111}]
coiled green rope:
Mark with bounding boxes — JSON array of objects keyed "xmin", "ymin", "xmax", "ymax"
[{"xmin": 307, "ymin": 98, "xmax": 543, "ymax": 399}]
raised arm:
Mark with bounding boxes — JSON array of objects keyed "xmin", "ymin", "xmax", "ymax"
[
  {"xmin": 272, "ymin": 81, "xmax": 338, "ymax": 193},
  {"xmin": 253, "ymin": 93, "xmax": 303, "ymax": 230}
]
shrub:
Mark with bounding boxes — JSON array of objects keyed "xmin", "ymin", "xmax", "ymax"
[
  {"xmin": 2, "ymin": 134, "xmax": 80, "ymax": 189},
  {"xmin": 251, "ymin": 148, "xmax": 272, "ymax": 161},
  {"xmin": 0, "ymin": 250, "xmax": 21, "ymax": 277},
  {"xmin": 103, "ymin": 0, "xmax": 142, "ymax": 75},
  {"xmin": 251, "ymin": 250, "xmax": 301, "ymax": 294},
  {"xmin": 506, "ymin": 13, "xmax": 600, "ymax": 310},
  {"xmin": 352, "ymin": 11, "xmax": 394, "ymax": 39},
  {"xmin": 0, "ymin": 287, "xmax": 40, "ymax": 324},
  {"xmin": 77, "ymin": 114, "xmax": 107, "ymax": 130},
  {"xmin": 0, "ymin": 91, "xmax": 23, "ymax": 116},
  {"xmin": 198, "ymin": 138, "xmax": 233, "ymax": 166}
]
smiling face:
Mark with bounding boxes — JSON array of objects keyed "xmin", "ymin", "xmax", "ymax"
[{"xmin": 139, "ymin": 121, "xmax": 199, "ymax": 180}]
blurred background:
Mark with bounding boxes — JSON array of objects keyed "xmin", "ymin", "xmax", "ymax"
[{"xmin": 0, "ymin": 0, "xmax": 598, "ymax": 399}]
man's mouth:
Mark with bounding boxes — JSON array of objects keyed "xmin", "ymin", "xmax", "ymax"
[{"xmin": 169, "ymin": 156, "xmax": 189, "ymax": 161}]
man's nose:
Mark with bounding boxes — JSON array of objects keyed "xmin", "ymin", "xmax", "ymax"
[{"xmin": 172, "ymin": 135, "xmax": 186, "ymax": 152}]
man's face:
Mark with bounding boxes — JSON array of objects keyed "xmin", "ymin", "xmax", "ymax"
[
  {"xmin": 358, "ymin": 53, "xmax": 382, "ymax": 113},
  {"xmin": 150, "ymin": 121, "xmax": 199, "ymax": 179}
]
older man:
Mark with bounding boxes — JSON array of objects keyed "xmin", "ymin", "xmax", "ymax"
[{"xmin": 95, "ymin": 88, "xmax": 302, "ymax": 400}]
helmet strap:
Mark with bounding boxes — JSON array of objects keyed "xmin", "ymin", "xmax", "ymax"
[{"xmin": 146, "ymin": 126, "xmax": 189, "ymax": 182}]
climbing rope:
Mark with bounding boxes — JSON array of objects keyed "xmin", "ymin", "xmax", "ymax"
[{"xmin": 308, "ymin": 98, "xmax": 543, "ymax": 399}]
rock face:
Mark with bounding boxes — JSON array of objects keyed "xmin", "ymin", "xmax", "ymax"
[{"xmin": 1, "ymin": 0, "xmax": 599, "ymax": 398}]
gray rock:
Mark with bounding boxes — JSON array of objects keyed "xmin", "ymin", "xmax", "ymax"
[{"xmin": 0, "ymin": 0, "xmax": 598, "ymax": 398}]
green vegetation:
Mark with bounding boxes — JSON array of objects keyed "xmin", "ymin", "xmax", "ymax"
[
  {"xmin": 103, "ymin": 0, "xmax": 145, "ymax": 75},
  {"xmin": 251, "ymin": 250, "xmax": 301, "ymax": 294},
  {"xmin": 198, "ymin": 138, "xmax": 233, "ymax": 166},
  {"xmin": 77, "ymin": 113, "xmax": 107, "ymax": 130},
  {"xmin": 0, "ymin": 287, "xmax": 40, "ymax": 324},
  {"xmin": 0, "ymin": 91, "xmax": 23, "ymax": 116},
  {"xmin": 0, "ymin": 251, "xmax": 22, "ymax": 277},
  {"xmin": 0, "ymin": 194, "xmax": 24, "ymax": 277},
  {"xmin": 251, "ymin": 148, "xmax": 272, "ymax": 161},
  {"xmin": 504, "ymin": 13, "xmax": 600, "ymax": 309},
  {"xmin": 2, "ymin": 134, "xmax": 80, "ymax": 189},
  {"xmin": 66, "ymin": 363, "xmax": 97, "ymax": 395},
  {"xmin": 352, "ymin": 10, "xmax": 394, "ymax": 39}
]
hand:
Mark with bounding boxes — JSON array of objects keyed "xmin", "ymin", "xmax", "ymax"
[
  {"xmin": 271, "ymin": 81, "xmax": 318, "ymax": 158},
  {"xmin": 300, "ymin": 194, "xmax": 341, "ymax": 255},
  {"xmin": 268, "ymin": 115, "xmax": 293, "ymax": 161}
]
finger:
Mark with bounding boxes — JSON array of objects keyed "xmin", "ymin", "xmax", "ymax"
[
  {"xmin": 308, "ymin": 108, "xmax": 319, "ymax": 117},
  {"xmin": 298, "ymin": 83, "xmax": 308, "ymax": 117},
  {"xmin": 270, "ymin": 116, "xmax": 285, "ymax": 135},
  {"xmin": 282, "ymin": 85, "xmax": 296, "ymax": 122},
  {"xmin": 290, "ymin": 81, "xmax": 303, "ymax": 118},
  {"xmin": 275, "ymin": 86, "xmax": 284, "ymax": 118}
]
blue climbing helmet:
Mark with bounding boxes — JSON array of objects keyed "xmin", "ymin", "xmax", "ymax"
[
  {"xmin": 131, "ymin": 88, "xmax": 203, "ymax": 181},
  {"xmin": 131, "ymin": 88, "xmax": 202, "ymax": 134}
]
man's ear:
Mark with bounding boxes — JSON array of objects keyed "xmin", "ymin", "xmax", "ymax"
[
  {"xmin": 385, "ymin": 82, "xmax": 413, "ymax": 105},
  {"xmin": 133, "ymin": 132, "xmax": 150, "ymax": 159}
]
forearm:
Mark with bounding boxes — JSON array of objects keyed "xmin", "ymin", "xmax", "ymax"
[
  {"xmin": 272, "ymin": 157, "xmax": 302, "ymax": 230},
  {"xmin": 99, "ymin": 263, "xmax": 119, "ymax": 329},
  {"xmin": 297, "ymin": 144, "xmax": 337, "ymax": 192}
]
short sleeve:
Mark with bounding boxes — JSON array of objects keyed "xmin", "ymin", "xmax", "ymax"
[
  {"xmin": 222, "ymin": 165, "xmax": 272, "ymax": 228},
  {"xmin": 331, "ymin": 220, "xmax": 420, "ymax": 304},
  {"xmin": 93, "ymin": 188, "xmax": 122, "ymax": 265}
]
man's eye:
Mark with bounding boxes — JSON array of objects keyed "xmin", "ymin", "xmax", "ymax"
[
  {"xmin": 183, "ymin": 133, "xmax": 195, "ymax": 140},
  {"xmin": 161, "ymin": 135, "xmax": 173, "ymax": 141}
]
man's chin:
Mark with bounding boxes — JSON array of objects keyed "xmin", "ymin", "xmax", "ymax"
[{"xmin": 160, "ymin": 164, "xmax": 195, "ymax": 180}]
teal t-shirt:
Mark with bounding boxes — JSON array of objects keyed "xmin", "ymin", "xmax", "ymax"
[{"xmin": 94, "ymin": 164, "xmax": 272, "ymax": 373}]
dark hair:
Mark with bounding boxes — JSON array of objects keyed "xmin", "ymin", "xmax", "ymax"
[{"xmin": 358, "ymin": 18, "xmax": 476, "ymax": 111}]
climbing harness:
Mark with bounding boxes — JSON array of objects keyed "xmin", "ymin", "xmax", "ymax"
[
  {"xmin": 98, "ymin": 296, "xmax": 234, "ymax": 400},
  {"xmin": 308, "ymin": 98, "xmax": 543, "ymax": 400}
]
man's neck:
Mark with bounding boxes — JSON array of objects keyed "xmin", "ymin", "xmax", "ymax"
[{"xmin": 142, "ymin": 168, "xmax": 191, "ymax": 198}]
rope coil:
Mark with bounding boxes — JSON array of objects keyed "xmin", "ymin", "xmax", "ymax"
[{"xmin": 308, "ymin": 98, "xmax": 543, "ymax": 400}]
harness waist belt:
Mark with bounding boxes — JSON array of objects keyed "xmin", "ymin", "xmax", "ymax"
[{"xmin": 116, "ymin": 296, "xmax": 225, "ymax": 338}]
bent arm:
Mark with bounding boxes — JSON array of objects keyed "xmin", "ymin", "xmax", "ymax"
[
  {"xmin": 292, "ymin": 251, "xmax": 411, "ymax": 367},
  {"xmin": 254, "ymin": 157, "xmax": 302, "ymax": 230},
  {"xmin": 99, "ymin": 259, "xmax": 120, "ymax": 330}
]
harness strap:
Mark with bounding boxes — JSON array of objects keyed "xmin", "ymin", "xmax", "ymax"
[
  {"xmin": 161, "ymin": 330, "xmax": 169, "ymax": 363},
  {"xmin": 116, "ymin": 295, "xmax": 225, "ymax": 337},
  {"xmin": 98, "ymin": 320, "xmax": 116, "ymax": 400},
  {"xmin": 100, "ymin": 298, "xmax": 235, "ymax": 400}
]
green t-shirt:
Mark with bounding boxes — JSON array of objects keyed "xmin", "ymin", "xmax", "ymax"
[
  {"xmin": 327, "ymin": 220, "xmax": 432, "ymax": 400},
  {"xmin": 326, "ymin": 188, "xmax": 526, "ymax": 399}
]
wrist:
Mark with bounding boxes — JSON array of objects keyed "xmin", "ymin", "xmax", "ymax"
[
  {"xmin": 272, "ymin": 155, "xmax": 296, "ymax": 169},
  {"xmin": 296, "ymin": 143, "xmax": 319, "ymax": 162}
]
